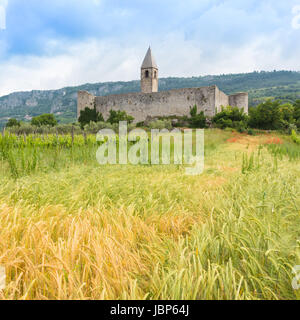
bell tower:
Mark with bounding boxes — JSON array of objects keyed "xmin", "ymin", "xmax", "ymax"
[{"xmin": 141, "ymin": 47, "xmax": 158, "ymax": 93}]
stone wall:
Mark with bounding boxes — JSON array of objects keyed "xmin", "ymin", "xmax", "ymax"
[
  {"xmin": 77, "ymin": 86, "xmax": 249, "ymax": 122},
  {"xmin": 215, "ymin": 86, "xmax": 229, "ymax": 113},
  {"xmin": 77, "ymin": 91, "xmax": 95, "ymax": 118},
  {"xmin": 229, "ymin": 93, "xmax": 249, "ymax": 114},
  {"xmin": 93, "ymin": 86, "xmax": 217, "ymax": 123}
]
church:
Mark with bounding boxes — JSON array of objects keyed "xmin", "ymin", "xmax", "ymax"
[{"xmin": 77, "ymin": 47, "xmax": 248, "ymax": 122}]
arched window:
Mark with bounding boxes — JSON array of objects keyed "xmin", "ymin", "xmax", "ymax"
[
  {"xmin": 145, "ymin": 70, "xmax": 149, "ymax": 78},
  {"xmin": 154, "ymin": 71, "xmax": 157, "ymax": 78}
]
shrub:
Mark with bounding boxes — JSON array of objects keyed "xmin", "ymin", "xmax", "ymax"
[
  {"xmin": 31, "ymin": 114, "xmax": 58, "ymax": 127},
  {"xmin": 84, "ymin": 121, "xmax": 115, "ymax": 134},
  {"xmin": 136, "ymin": 121, "xmax": 145, "ymax": 127},
  {"xmin": 7, "ymin": 123, "xmax": 35, "ymax": 135},
  {"xmin": 249, "ymin": 100, "xmax": 296, "ymax": 131},
  {"xmin": 247, "ymin": 129, "xmax": 255, "ymax": 136},
  {"xmin": 216, "ymin": 118, "xmax": 233, "ymax": 129},
  {"xmin": 213, "ymin": 106, "xmax": 248, "ymax": 130},
  {"xmin": 294, "ymin": 100, "xmax": 300, "ymax": 129},
  {"xmin": 148, "ymin": 120, "xmax": 172, "ymax": 130},
  {"xmin": 6, "ymin": 118, "xmax": 21, "ymax": 128},
  {"xmin": 107, "ymin": 110, "xmax": 134, "ymax": 124},
  {"xmin": 291, "ymin": 129, "xmax": 300, "ymax": 144},
  {"xmin": 287, "ymin": 124, "xmax": 298, "ymax": 135},
  {"xmin": 78, "ymin": 107, "xmax": 104, "ymax": 129},
  {"xmin": 188, "ymin": 105, "xmax": 207, "ymax": 128}
]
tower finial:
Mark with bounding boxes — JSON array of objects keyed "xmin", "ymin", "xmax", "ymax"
[{"xmin": 141, "ymin": 47, "xmax": 158, "ymax": 69}]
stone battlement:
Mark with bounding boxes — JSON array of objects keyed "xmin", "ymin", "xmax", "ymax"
[{"xmin": 77, "ymin": 48, "xmax": 248, "ymax": 122}]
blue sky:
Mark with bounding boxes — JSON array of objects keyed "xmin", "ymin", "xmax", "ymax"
[{"xmin": 0, "ymin": 0, "xmax": 300, "ymax": 96}]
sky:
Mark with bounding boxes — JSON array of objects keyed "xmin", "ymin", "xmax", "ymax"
[{"xmin": 0, "ymin": 0, "xmax": 300, "ymax": 96}]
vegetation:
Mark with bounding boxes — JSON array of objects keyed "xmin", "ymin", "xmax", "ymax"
[
  {"xmin": 4, "ymin": 98, "xmax": 300, "ymax": 136},
  {"xmin": 294, "ymin": 100, "xmax": 300, "ymax": 129},
  {"xmin": 107, "ymin": 109, "xmax": 134, "ymax": 124},
  {"xmin": 78, "ymin": 107, "xmax": 104, "ymax": 129},
  {"xmin": 148, "ymin": 119, "xmax": 173, "ymax": 130},
  {"xmin": 6, "ymin": 118, "xmax": 20, "ymax": 128},
  {"xmin": 1, "ymin": 70, "xmax": 300, "ymax": 128},
  {"xmin": 31, "ymin": 114, "xmax": 58, "ymax": 127},
  {"xmin": 188, "ymin": 105, "xmax": 207, "ymax": 128},
  {"xmin": 212, "ymin": 106, "xmax": 248, "ymax": 130},
  {"xmin": 0, "ymin": 129, "xmax": 299, "ymax": 300},
  {"xmin": 212, "ymin": 100, "xmax": 300, "ymax": 132},
  {"xmin": 291, "ymin": 129, "xmax": 300, "ymax": 144}
]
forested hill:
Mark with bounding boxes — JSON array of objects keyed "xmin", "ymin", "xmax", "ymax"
[{"xmin": 0, "ymin": 70, "xmax": 300, "ymax": 127}]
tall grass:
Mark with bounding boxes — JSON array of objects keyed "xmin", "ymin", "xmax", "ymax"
[{"xmin": 0, "ymin": 130, "xmax": 299, "ymax": 300}]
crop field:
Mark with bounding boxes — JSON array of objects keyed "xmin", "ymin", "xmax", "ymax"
[{"xmin": 0, "ymin": 129, "xmax": 299, "ymax": 300}]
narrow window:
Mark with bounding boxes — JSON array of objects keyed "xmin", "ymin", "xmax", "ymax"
[
  {"xmin": 145, "ymin": 70, "xmax": 149, "ymax": 78},
  {"xmin": 154, "ymin": 71, "xmax": 157, "ymax": 78}
]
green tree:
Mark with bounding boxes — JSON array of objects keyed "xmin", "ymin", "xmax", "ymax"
[
  {"xmin": 6, "ymin": 118, "xmax": 21, "ymax": 128},
  {"xmin": 293, "ymin": 100, "xmax": 300, "ymax": 129},
  {"xmin": 31, "ymin": 114, "xmax": 58, "ymax": 127},
  {"xmin": 249, "ymin": 100, "xmax": 282, "ymax": 130},
  {"xmin": 107, "ymin": 110, "xmax": 134, "ymax": 124},
  {"xmin": 78, "ymin": 107, "xmax": 104, "ymax": 129},
  {"xmin": 278, "ymin": 103, "xmax": 294, "ymax": 130},
  {"xmin": 249, "ymin": 100, "xmax": 296, "ymax": 130}
]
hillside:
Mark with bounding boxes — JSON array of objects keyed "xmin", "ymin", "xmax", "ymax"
[{"xmin": 0, "ymin": 70, "xmax": 300, "ymax": 127}]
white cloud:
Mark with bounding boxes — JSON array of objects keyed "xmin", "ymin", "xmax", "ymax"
[
  {"xmin": 0, "ymin": 30, "xmax": 300, "ymax": 97},
  {"xmin": 0, "ymin": 0, "xmax": 7, "ymax": 30},
  {"xmin": 292, "ymin": 5, "xmax": 300, "ymax": 29}
]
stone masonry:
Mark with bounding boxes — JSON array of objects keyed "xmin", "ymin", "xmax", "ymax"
[{"xmin": 78, "ymin": 47, "xmax": 248, "ymax": 122}]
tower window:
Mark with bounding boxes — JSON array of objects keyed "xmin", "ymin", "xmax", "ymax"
[
  {"xmin": 145, "ymin": 70, "xmax": 149, "ymax": 78},
  {"xmin": 154, "ymin": 71, "xmax": 157, "ymax": 78}
]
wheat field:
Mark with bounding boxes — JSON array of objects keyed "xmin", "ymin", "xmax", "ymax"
[{"xmin": 0, "ymin": 129, "xmax": 299, "ymax": 300}]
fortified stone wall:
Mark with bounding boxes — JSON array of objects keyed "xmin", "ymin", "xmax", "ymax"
[
  {"xmin": 93, "ymin": 86, "xmax": 217, "ymax": 123},
  {"xmin": 77, "ymin": 91, "xmax": 95, "ymax": 118},
  {"xmin": 229, "ymin": 93, "xmax": 249, "ymax": 114},
  {"xmin": 215, "ymin": 86, "xmax": 229, "ymax": 113},
  {"xmin": 77, "ymin": 86, "xmax": 249, "ymax": 122}
]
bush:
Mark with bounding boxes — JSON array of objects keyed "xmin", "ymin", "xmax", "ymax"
[
  {"xmin": 287, "ymin": 124, "xmax": 298, "ymax": 135},
  {"xmin": 188, "ymin": 105, "xmax": 207, "ymax": 128},
  {"xmin": 294, "ymin": 100, "xmax": 300, "ymax": 129},
  {"xmin": 247, "ymin": 129, "xmax": 255, "ymax": 136},
  {"xmin": 7, "ymin": 123, "xmax": 36, "ymax": 135},
  {"xmin": 6, "ymin": 123, "xmax": 83, "ymax": 135},
  {"xmin": 107, "ymin": 110, "xmax": 134, "ymax": 124},
  {"xmin": 78, "ymin": 107, "xmax": 104, "ymax": 129},
  {"xmin": 148, "ymin": 120, "xmax": 172, "ymax": 130},
  {"xmin": 6, "ymin": 118, "xmax": 21, "ymax": 128},
  {"xmin": 213, "ymin": 106, "xmax": 248, "ymax": 129},
  {"xmin": 291, "ymin": 129, "xmax": 300, "ymax": 144},
  {"xmin": 31, "ymin": 114, "xmax": 58, "ymax": 127},
  {"xmin": 216, "ymin": 118, "xmax": 233, "ymax": 129},
  {"xmin": 248, "ymin": 100, "xmax": 296, "ymax": 131}
]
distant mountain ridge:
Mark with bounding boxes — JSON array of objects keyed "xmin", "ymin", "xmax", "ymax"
[{"xmin": 0, "ymin": 70, "xmax": 300, "ymax": 127}]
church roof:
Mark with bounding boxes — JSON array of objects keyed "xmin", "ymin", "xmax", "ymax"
[{"xmin": 141, "ymin": 47, "xmax": 158, "ymax": 69}]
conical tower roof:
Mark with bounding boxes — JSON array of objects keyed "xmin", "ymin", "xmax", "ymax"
[{"xmin": 141, "ymin": 47, "xmax": 158, "ymax": 69}]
